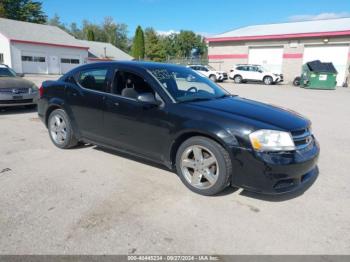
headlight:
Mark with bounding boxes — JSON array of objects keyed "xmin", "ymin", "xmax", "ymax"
[
  {"xmin": 249, "ymin": 129, "xmax": 295, "ymax": 151},
  {"xmin": 30, "ymin": 85, "xmax": 38, "ymax": 93}
]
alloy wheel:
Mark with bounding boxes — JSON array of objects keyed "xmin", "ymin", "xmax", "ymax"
[
  {"xmin": 180, "ymin": 145, "xmax": 219, "ymax": 189},
  {"xmin": 49, "ymin": 114, "xmax": 67, "ymax": 145}
]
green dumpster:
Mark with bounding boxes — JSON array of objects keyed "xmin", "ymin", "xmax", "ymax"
[{"xmin": 300, "ymin": 60, "xmax": 337, "ymax": 90}]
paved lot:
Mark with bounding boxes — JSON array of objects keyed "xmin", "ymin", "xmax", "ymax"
[{"xmin": 1, "ymin": 78, "xmax": 350, "ymax": 255}]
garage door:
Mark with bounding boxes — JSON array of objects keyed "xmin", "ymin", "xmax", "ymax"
[
  {"xmin": 21, "ymin": 52, "xmax": 48, "ymax": 74},
  {"xmin": 303, "ymin": 45, "xmax": 349, "ymax": 86},
  {"xmin": 249, "ymin": 47, "xmax": 284, "ymax": 74},
  {"xmin": 60, "ymin": 56, "xmax": 81, "ymax": 74}
]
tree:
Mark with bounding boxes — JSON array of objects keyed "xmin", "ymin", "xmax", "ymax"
[
  {"xmin": 132, "ymin": 26, "xmax": 145, "ymax": 60},
  {"xmin": 0, "ymin": 0, "xmax": 47, "ymax": 24},
  {"xmin": 174, "ymin": 30, "xmax": 206, "ymax": 58},
  {"xmin": 47, "ymin": 13, "xmax": 66, "ymax": 31},
  {"xmin": 69, "ymin": 22, "xmax": 83, "ymax": 39},
  {"xmin": 87, "ymin": 29, "xmax": 95, "ymax": 41},
  {"xmin": 144, "ymin": 28, "xmax": 165, "ymax": 62}
]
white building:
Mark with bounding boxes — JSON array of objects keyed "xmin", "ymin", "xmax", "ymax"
[
  {"xmin": 0, "ymin": 18, "xmax": 132, "ymax": 75},
  {"xmin": 207, "ymin": 18, "xmax": 350, "ymax": 85}
]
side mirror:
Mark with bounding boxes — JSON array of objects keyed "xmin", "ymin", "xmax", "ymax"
[
  {"xmin": 258, "ymin": 70, "xmax": 263, "ymax": 73},
  {"xmin": 137, "ymin": 93, "xmax": 161, "ymax": 106}
]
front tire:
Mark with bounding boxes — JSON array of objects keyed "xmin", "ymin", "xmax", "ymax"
[
  {"xmin": 176, "ymin": 136, "xmax": 232, "ymax": 196},
  {"xmin": 48, "ymin": 109, "xmax": 78, "ymax": 149},
  {"xmin": 263, "ymin": 76, "xmax": 273, "ymax": 85},
  {"xmin": 209, "ymin": 75, "xmax": 217, "ymax": 82}
]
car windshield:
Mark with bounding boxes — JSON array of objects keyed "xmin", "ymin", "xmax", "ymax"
[
  {"xmin": 0, "ymin": 67, "xmax": 16, "ymax": 77},
  {"xmin": 148, "ymin": 66, "xmax": 230, "ymax": 103},
  {"xmin": 206, "ymin": 65, "xmax": 217, "ymax": 71}
]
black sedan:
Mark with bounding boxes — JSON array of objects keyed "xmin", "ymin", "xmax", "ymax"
[{"xmin": 38, "ymin": 61, "xmax": 319, "ymax": 196}]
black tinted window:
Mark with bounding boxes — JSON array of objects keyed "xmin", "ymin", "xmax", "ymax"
[
  {"xmin": 237, "ymin": 66, "xmax": 248, "ymax": 71},
  {"xmin": 78, "ymin": 68, "xmax": 109, "ymax": 92}
]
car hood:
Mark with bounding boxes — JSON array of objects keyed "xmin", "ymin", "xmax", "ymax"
[
  {"xmin": 188, "ymin": 96, "xmax": 309, "ymax": 131},
  {"xmin": 0, "ymin": 77, "xmax": 34, "ymax": 89}
]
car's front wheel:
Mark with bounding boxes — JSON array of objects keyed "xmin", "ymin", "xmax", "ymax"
[
  {"xmin": 176, "ymin": 136, "xmax": 232, "ymax": 196},
  {"xmin": 48, "ymin": 109, "xmax": 78, "ymax": 149},
  {"xmin": 263, "ymin": 76, "xmax": 273, "ymax": 85},
  {"xmin": 209, "ymin": 75, "xmax": 217, "ymax": 82}
]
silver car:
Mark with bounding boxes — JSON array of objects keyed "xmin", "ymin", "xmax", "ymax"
[{"xmin": 0, "ymin": 64, "xmax": 38, "ymax": 108}]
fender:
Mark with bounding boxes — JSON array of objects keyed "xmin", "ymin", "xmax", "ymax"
[
  {"xmin": 46, "ymin": 97, "xmax": 82, "ymax": 139},
  {"xmin": 166, "ymin": 119, "xmax": 239, "ymax": 167}
]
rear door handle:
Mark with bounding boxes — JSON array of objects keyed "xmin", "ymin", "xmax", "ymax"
[{"xmin": 114, "ymin": 102, "xmax": 119, "ymax": 106}]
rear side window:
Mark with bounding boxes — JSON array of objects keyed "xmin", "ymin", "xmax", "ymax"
[
  {"xmin": 78, "ymin": 68, "xmax": 109, "ymax": 92},
  {"xmin": 236, "ymin": 66, "xmax": 248, "ymax": 71}
]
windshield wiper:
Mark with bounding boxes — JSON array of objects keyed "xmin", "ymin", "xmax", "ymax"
[
  {"xmin": 179, "ymin": 97, "xmax": 215, "ymax": 103},
  {"xmin": 216, "ymin": 94, "xmax": 233, "ymax": 99}
]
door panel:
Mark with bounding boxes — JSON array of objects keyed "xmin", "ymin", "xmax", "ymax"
[
  {"xmin": 249, "ymin": 47, "xmax": 283, "ymax": 74},
  {"xmin": 103, "ymin": 94, "xmax": 170, "ymax": 161},
  {"xmin": 66, "ymin": 86, "xmax": 105, "ymax": 141}
]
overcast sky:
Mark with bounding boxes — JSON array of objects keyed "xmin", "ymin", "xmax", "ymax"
[{"xmin": 42, "ymin": 0, "xmax": 350, "ymax": 36}]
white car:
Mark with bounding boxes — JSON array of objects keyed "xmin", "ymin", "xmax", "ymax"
[
  {"xmin": 188, "ymin": 65, "xmax": 228, "ymax": 82},
  {"xmin": 229, "ymin": 64, "xmax": 283, "ymax": 85}
]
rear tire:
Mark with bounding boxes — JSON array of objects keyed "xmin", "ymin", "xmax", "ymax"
[
  {"xmin": 293, "ymin": 77, "xmax": 301, "ymax": 86},
  {"xmin": 233, "ymin": 75, "xmax": 242, "ymax": 84},
  {"xmin": 48, "ymin": 109, "xmax": 78, "ymax": 149},
  {"xmin": 176, "ymin": 136, "xmax": 232, "ymax": 196},
  {"xmin": 263, "ymin": 76, "xmax": 273, "ymax": 85}
]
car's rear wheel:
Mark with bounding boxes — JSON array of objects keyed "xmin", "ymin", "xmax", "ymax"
[
  {"xmin": 263, "ymin": 76, "xmax": 273, "ymax": 85},
  {"xmin": 176, "ymin": 136, "xmax": 232, "ymax": 196},
  {"xmin": 48, "ymin": 109, "xmax": 78, "ymax": 149},
  {"xmin": 234, "ymin": 75, "xmax": 242, "ymax": 84}
]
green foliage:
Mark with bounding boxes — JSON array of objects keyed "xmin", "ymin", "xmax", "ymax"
[
  {"xmin": 0, "ymin": 0, "xmax": 47, "ymax": 23},
  {"xmin": 132, "ymin": 26, "xmax": 145, "ymax": 60},
  {"xmin": 87, "ymin": 29, "xmax": 95, "ymax": 41},
  {"xmin": 47, "ymin": 13, "xmax": 66, "ymax": 30},
  {"xmin": 144, "ymin": 27, "xmax": 166, "ymax": 62}
]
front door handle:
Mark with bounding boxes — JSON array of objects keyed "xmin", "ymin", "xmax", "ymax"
[{"xmin": 114, "ymin": 102, "xmax": 119, "ymax": 106}]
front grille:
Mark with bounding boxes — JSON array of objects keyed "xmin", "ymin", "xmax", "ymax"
[
  {"xmin": 291, "ymin": 128, "xmax": 312, "ymax": 150},
  {"xmin": 0, "ymin": 99, "xmax": 33, "ymax": 104},
  {"xmin": 0, "ymin": 88, "xmax": 30, "ymax": 94}
]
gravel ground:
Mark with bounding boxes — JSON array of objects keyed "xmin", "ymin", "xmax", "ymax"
[{"xmin": 0, "ymin": 77, "xmax": 349, "ymax": 255}]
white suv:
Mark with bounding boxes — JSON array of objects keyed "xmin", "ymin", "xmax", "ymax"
[
  {"xmin": 229, "ymin": 64, "xmax": 283, "ymax": 85},
  {"xmin": 188, "ymin": 65, "xmax": 228, "ymax": 82}
]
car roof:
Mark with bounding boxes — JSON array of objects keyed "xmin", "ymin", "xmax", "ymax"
[
  {"xmin": 235, "ymin": 64, "xmax": 261, "ymax": 67},
  {"xmin": 76, "ymin": 61, "xmax": 191, "ymax": 71}
]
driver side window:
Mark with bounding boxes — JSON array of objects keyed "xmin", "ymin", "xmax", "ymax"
[{"xmin": 111, "ymin": 70, "xmax": 155, "ymax": 100}]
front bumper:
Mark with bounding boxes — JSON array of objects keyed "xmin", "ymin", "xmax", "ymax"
[
  {"xmin": 274, "ymin": 74, "xmax": 284, "ymax": 83},
  {"xmin": 230, "ymin": 139, "xmax": 320, "ymax": 194},
  {"xmin": 217, "ymin": 74, "xmax": 228, "ymax": 81},
  {"xmin": 0, "ymin": 93, "xmax": 38, "ymax": 107}
]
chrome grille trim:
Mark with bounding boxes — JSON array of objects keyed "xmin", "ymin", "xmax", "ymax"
[
  {"xmin": 291, "ymin": 128, "xmax": 313, "ymax": 150},
  {"xmin": 0, "ymin": 88, "xmax": 30, "ymax": 94}
]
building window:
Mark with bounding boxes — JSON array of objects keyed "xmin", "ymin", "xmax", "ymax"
[
  {"xmin": 61, "ymin": 58, "xmax": 80, "ymax": 64},
  {"xmin": 22, "ymin": 56, "xmax": 33, "ymax": 62},
  {"xmin": 33, "ymin": 56, "xmax": 46, "ymax": 62},
  {"xmin": 0, "ymin": 53, "xmax": 4, "ymax": 63},
  {"xmin": 21, "ymin": 56, "xmax": 45, "ymax": 62}
]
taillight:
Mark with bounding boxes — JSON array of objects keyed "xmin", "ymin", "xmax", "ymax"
[{"xmin": 39, "ymin": 85, "xmax": 44, "ymax": 98}]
